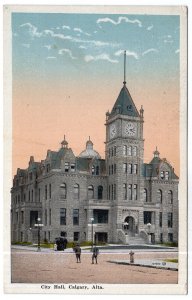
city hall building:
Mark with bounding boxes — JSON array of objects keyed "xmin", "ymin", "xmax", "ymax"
[{"xmin": 11, "ymin": 64, "xmax": 179, "ymax": 245}]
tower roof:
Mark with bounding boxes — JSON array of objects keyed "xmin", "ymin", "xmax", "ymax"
[{"xmin": 110, "ymin": 84, "xmax": 140, "ymax": 118}]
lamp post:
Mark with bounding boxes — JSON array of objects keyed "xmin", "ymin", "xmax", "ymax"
[
  {"xmin": 34, "ymin": 217, "xmax": 44, "ymax": 251},
  {"xmin": 147, "ymin": 222, "xmax": 151, "ymax": 244},
  {"xmin": 91, "ymin": 217, "xmax": 94, "ymax": 251}
]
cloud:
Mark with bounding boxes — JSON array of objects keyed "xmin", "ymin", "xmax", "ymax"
[
  {"xmin": 142, "ymin": 48, "xmax": 159, "ymax": 56},
  {"xmin": 46, "ymin": 56, "xmax": 57, "ymax": 60},
  {"xmin": 62, "ymin": 25, "xmax": 71, "ymax": 30},
  {"xmin": 147, "ymin": 25, "xmax": 153, "ymax": 31},
  {"xmin": 79, "ymin": 45, "xmax": 87, "ymax": 49},
  {"xmin": 96, "ymin": 16, "xmax": 142, "ymax": 28},
  {"xmin": 44, "ymin": 29, "xmax": 73, "ymax": 40},
  {"xmin": 74, "ymin": 27, "xmax": 91, "ymax": 36},
  {"xmin": 22, "ymin": 43, "xmax": 30, "ymax": 48},
  {"xmin": 84, "ymin": 53, "xmax": 118, "ymax": 63},
  {"xmin": 43, "ymin": 45, "xmax": 52, "ymax": 50},
  {"xmin": 175, "ymin": 49, "xmax": 180, "ymax": 54},
  {"xmin": 58, "ymin": 48, "xmax": 76, "ymax": 59},
  {"xmin": 20, "ymin": 23, "xmax": 42, "ymax": 38},
  {"xmin": 114, "ymin": 49, "xmax": 139, "ymax": 60}
]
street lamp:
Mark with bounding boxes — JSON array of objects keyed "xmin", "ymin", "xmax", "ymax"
[
  {"xmin": 34, "ymin": 217, "xmax": 44, "ymax": 251},
  {"xmin": 91, "ymin": 217, "xmax": 94, "ymax": 251},
  {"xmin": 147, "ymin": 223, "xmax": 151, "ymax": 244}
]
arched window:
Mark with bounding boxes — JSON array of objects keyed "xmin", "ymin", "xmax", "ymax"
[
  {"xmin": 123, "ymin": 145, "xmax": 127, "ymax": 156},
  {"xmin": 88, "ymin": 185, "xmax": 94, "ymax": 199},
  {"xmin": 98, "ymin": 186, "xmax": 103, "ymax": 200},
  {"xmin": 60, "ymin": 183, "xmax": 67, "ymax": 199},
  {"xmin": 143, "ymin": 188, "xmax": 147, "ymax": 202},
  {"xmin": 157, "ymin": 189, "xmax": 162, "ymax": 203},
  {"xmin": 132, "ymin": 146, "xmax": 137, "ymax": 156},
  {"xmin": 73, "ymin": 184, "xmax": 79, "ymax": 200},
  {"xmin": 168, "ymin": 190, "xmax": 173, "ymax": 204}
]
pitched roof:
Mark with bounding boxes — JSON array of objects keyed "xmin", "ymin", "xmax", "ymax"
[{"xmin": 110, "ymin": 84, "xmax": 140, "ymax": 118}]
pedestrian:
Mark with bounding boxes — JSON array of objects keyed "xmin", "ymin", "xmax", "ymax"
[
  {"xmin": 74, "ymin": 243, "xmax": 81, "ymax": 263},
  {"xmin": 92, "ymin": 245, "xmax": 99, "ymax": 264}
]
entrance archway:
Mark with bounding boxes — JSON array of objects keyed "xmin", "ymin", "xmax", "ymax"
[{"xmin": 123, "ymin": 216, "xmax": 136, "ymax": 236}]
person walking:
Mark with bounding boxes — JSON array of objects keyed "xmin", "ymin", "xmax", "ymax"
[
  {"xmin": 74, "ymin": 243, "xmax": 81, "ymax": 263},
  {"xmin": 92, "ymin": 245, "xmax": 99, "ymax": 264}
]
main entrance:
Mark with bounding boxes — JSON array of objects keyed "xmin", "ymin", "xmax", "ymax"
[{"xmin": 123, "ymin": 216, "xmax": 137, "ymax": 236}]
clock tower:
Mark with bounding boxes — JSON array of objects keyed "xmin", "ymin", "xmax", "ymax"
[{"xmin": 105, "ymin": 51, "xmax": 145, "ymax": 243}]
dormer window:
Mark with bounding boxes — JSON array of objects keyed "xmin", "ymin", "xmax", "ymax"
[
  {"xmin": 92, "ymin": 166, "xmax": 95, "ymax": 175},
  {"xmin": 165, "ymin": 171, "xmax": 169, "ymax": 180},
  {"xmin": 160, "ymin": 171, "xmax": 164, "ymax": 179},
  {"xmin": 64, "ymin": 162, "xmax": 69, "ymax": 172},
  {"xmin": 127, "ymin": 105, "xmax": 132, "ymax": 111},
  {"xmin": 71, "ymin": 163, "xmax": 75, "ymax": 172}
]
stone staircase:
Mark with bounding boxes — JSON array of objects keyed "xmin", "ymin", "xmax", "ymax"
[{"xmin": 127, "ymin": 235, "xmax": 146, "ymax": 245}]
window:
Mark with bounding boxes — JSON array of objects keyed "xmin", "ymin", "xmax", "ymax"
[
  {"xmin": 31, "ymin": 190, "xmax": 33, "ymax": 202},
  {"xmin": 73, "ymin": 209, "xmax": 79, "ymax": 225},
  {"xmin": 133, "ymin": 164, "xmax": 138, "ymax": 174},
  {"xmin": 96, "ymin": 166, "xmax": 99, "ymax": 175},
  {"xmin": 132, "ymin": 146, "xmax": 137, "ymax": 156},
  {"xmin": 28, "ymin": 190, "xmax": 30, "ymax": 202},
  {"xmin": 45, "ymin": 185, "xmax": 47, "ymax": 200},
  {"xmin": 73, "ymin": 184, "xmax": 79, "ymax": 200},
  {"xmin": 74, "ymin": 232, "xmax": 79, "ymax": 241},
  {"xmin": 160, "ymin": 171, "xmax": 164, "ymax": 179},
  {"xmin": 109, "ymin": 165, "xmax": 110, "ymax": 175},
  {"xmin": 114, "ymin": 184, "xmax": 116, "ymax": 200},
  {"xmin": 159, "ymin": 212, "xmax": 162, "ymax": 227},
  {"xmin": 108, "ymin": 148, "xmax": 111, "ymax": 158},
  {"xmin": 144, "ymin": 211, "xmax": 152, "ymax": 224},
  {"xmin": 60, "ymin": 231, "xmax": 67, "ymax": 237},
  {"xmin": 128, "ymin": 146, "xmax": 132, "ymax": 156},
  {"xmin": 16, "ymin": 212, "xmax": 19, "ymax": 223},
  {"xmin": 114, "ymin": 146, "xmax": 116, "ymax": 156},
  {"xmin": 46, "ymin": 164, "xmax": 50, "ymax": 173},
  {"xmin": 111, "ymin": 148, "xmax": 114, "ymax": 156},
  {"xmin": 168, "ymin": 233, "xmax": 173, "ymax": 242},
  {"xmin": 92, "ymin": 166, "xmax": 95, "ymax": 175},
  {"xmin": 123, "ymin": 145, "xmax": 127, "ymax": 156},
  {"xmin": 111, "ymin": 165, "xmax": 114, "ymax": 174},
  {"xmin": 49, "ymin": 208, "xmax": 51, "ymax": 225},
  {"xmin": 128, "ymin": 164, "xmax": 132, "ymax": 174},
  {"xmin": 168, "ymin": 190, "xmax": 173, "ymax": 204},
  {"xmin": 29, "ymin": 172, "xmax": 33, "ymax": 181},
  {"xmin": 98, "ymin": 186, "xmax": 103, "ymax": 200},
  {"xmin": 128, "ymin": 184, "xmax": 132, "ymax": 200},
  {"xmin": 143, "ymin": 189, "xmax": 147, "ymax": 202},
  {"xmin": 114, "ymin": 164, "xmax": 116, "ymax": 174},
  {"xmin": 93, "ymin": 209, "xmax": 108, "ymax": 223},
  {"xmin": 60, "ymin": 183, "xmax": 67, "ymax": 199},
  {"xmin": 133, "ymin": 184, "xmax": 137, "ymax": 200},
  {"xmin": 168, "ymin": 212, "xmax": 173, "ymax": 228},
  {"xmin": 123, "ymin": 163, "xmax": 127, "ymax": 174},
  {"xmin": 21, "ymin": 211, "xmax": 24, "ymax": 224},
  {"xmin": 157, "ymin": 189, "xmax": 162, "ymax": 203},
  {"xmin": 65, "ymin": 162, "xmax": 69, "ymax": 172},
  {"xmin": 88, "ymin": 185, "xmax": 94, "ymax": 199},
  {"xmin": 49, "ymin": 184, "xmax": 51, "ymax": 199},
  {"xmin": 112, "ymin": 184, "xmax": 114, "ymax": 200},
  {"xmin": 123, "ymin": 183, "xmax": 127, "ymax": 200},
  {"xmin": 45, "ymin": 209, "xmax": 47, "ymax": 226},
  {"xmin": 60, "ymin": 208, "xmax": 66, "ymax": 225},
  {"xmin": 165, "ymin": 171, "xmax": 169, "ymax": 180},
  {"xmin": 160, "ymin": 233, "xmax": 163, "ymax": 243},
  {"xmin": 108, "ymin": 185, "xmax": 111, "ymax": 200},
  {"xmin": 71, "ymin": 163, "xmax": 75, "ymax": 172}
]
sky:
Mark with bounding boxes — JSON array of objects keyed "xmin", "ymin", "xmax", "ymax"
[{"xmin": 12, "ymin": 11, "xmax": 180, "ymax": 176}]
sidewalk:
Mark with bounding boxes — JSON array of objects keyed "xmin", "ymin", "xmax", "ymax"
[{"xmin": 108, "ymin": 258, "xmax": 178, "ymax": 271}]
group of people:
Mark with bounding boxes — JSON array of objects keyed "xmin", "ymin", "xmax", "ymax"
[{"xmin": 73, "ymin": 244, "xmax": 99, "ymax": 264}]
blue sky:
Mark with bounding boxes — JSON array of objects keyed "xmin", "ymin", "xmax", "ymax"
[{"xmin": 12, "ymin": 13, "xmax": 180, "ymax": 84}]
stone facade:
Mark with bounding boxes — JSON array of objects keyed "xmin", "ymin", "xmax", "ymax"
[{"xmin": 11, "ymin": 80, "xmax": 179, "ymax": 245}]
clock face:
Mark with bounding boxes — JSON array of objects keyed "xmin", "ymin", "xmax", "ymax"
[
  {"xmin": 110, "ymin": 124, "xmax": 117, "ymax": 139},
  {"xmin": 124, "ymin": 122, "xmax": 137, "ymax": 136}
]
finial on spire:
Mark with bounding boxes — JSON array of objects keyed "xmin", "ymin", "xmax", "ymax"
[
  {"xmin": 153, "ymin": 146, "xmax": 160, "ymax": 158},
  {"xmin": 123, "ymin": 50, "xmax": 126, "ymax": 85},
  {"xmin": 61, "ymin": 135, "xmax": 68, "ymax": 148}
]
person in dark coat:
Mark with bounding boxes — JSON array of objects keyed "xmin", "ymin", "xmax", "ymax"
[
  {"xmin": 74, "ymin": 244, "xmax": 81, "ymax": 263},
  {"xmin": 92, "ymin": 245, "xmax": 99, "ymax": 264}
]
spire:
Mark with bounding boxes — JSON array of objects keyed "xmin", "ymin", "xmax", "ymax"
[
  {"xmin": 123, "ymin": 50, "xmax": 126, "ymax": 85},
  {"xmin": 61, "ymin": 135, "xmax": 68, "ymax": 148},
  {"xmin": 153, "ymin": 146, "xmax": 160, "ymax": 158}
]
